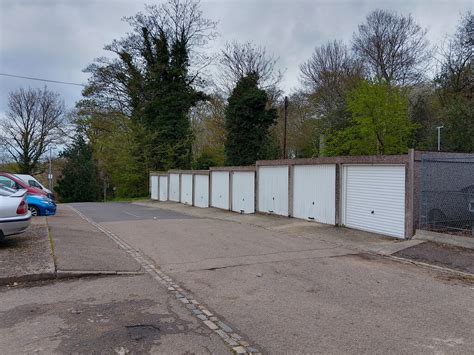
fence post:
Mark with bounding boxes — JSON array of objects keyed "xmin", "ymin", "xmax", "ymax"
[
  {"xmin": 288, "ymin": 164, "xmax": 294, "ymax": 217},
  {"xmin": 405, "ymin": 149, "xmax": 415, "ymax": 239}
]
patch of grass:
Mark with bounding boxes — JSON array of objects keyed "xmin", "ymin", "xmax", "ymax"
[{"xmin": 106, "ymin": 196, "xmax": 149, "ymax": 203}]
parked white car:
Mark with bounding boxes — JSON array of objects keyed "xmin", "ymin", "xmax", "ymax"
[
  {"xmin": 15, "ymin": 174, "xmax": 55, "ymax": 200},
  {"xmin": 0, "ymin": 186, "xmax": 32, "ymax": 241}
]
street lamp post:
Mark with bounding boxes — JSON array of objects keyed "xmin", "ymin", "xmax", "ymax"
[
  {"xmin": 283, "ymin": 96, "xmax": 288, "ymax": 159},
  {"xmin": 436, "ymin": 125, "xmax": 444, "ymax": 151}
]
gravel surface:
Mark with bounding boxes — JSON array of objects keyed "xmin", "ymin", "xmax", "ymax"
[{"xmin": 0, "ymin": 218, "xmax": 54, "ymax": 284}]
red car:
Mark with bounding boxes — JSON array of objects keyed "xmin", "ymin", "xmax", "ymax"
[{"xmin": 0, "ymin": 172, "xmax": 47, "ymax": 197}]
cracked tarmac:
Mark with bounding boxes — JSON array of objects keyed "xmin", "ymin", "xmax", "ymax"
[{"xmin": 0, "ymin": 275, "xmax": 229, "ymax": 354}]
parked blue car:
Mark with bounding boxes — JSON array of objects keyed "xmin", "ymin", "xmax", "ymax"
[{"xmin": 26, "ymin": 194, "xmax": 56, "ymax": 216}]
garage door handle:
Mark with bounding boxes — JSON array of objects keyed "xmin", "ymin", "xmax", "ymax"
[
  {"xmin": 308, "ymin": 217, "xmax": 315, "ymax": 220},
  {"xmin": 371, "ymin": 210, "xmax": 375, "ymax": 214},
  {"xmin": 269, "ymin": 210, "xmax": 274, "ymax": 213}
]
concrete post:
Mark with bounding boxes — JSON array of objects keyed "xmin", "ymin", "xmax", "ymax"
[
  {"xmin": 288, "ymin": 164, "xmax": 294, "ymax": 217},
  {"xmin": 405, "ymin": 149, "xmax": 415, "ymax": 239},
  {"xmin": 335, "ymin": 164, "xmax": 341, "ymax": 226}
]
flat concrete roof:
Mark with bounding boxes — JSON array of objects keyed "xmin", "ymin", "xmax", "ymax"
[
  {"xmin": 168, "ymin": 170, "xmax": 210, "ymax": 175},
  {"xmin": 209, "ymin": 166, "xmax": 256, "ymax": 172},
  {"xmin": 256, "ymin": 154, "xmax": 410, "ymax": 166}
]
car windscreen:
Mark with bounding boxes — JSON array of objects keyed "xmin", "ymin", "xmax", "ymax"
[{"xmin": 29, "ymin": 180, "xmax": 43, "ymax": 189}]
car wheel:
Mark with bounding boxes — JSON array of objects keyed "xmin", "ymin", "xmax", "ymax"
[
  {"xmin": 28, "ymin": 206, "xmax": 40, "ymax": 217},
  {"xmin": 0, "ymin": 230, "xmax": 5, "ymax": 243}
]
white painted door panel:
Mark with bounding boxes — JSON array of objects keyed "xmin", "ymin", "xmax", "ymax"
[
  {"xmin": 169, "ymin": 174, "xmax": 180, "ymax": 202},
  {"xmin": 293, "ymin": 165, "xmax": 336, "ymax": 224},
  {"xmin": 180, "ymin": 174, "xmax": 193, "ymax": 205},
  {"xmin": 343, "ymin": 165, "xmax": 405, "ymax": 238},
  {"xmin": 211, "ymin": 171, "xmax": 229, "ymax": 209},
  {"xmin": 151, "ymin": 176, "xmax": 159, "ymax": 200},
  {"xmin": 258, "ymin": 166, "xmax": 289, "ymax": 216},
  {"xmin": 232, "ymin": 171, "xmax": 255, "ymax": 214},
  {"xmin": 194, "ymin": 175, "xmax": 209, "ymax": 208},
  {"xmin": 159, "ymin": 176, "xmax": 168, "ymax": 201}
]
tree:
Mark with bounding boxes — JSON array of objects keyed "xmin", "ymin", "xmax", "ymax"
[
  {"xmin": 436, "ymin": 12, "xmax": 473, "ymax": 98},
  {"xmin": 434, "ymin": 12, "xmax": 473, "ymax": 152},
  {"xmin": 82, "ymin": 0, "xmax": 217, "ymax": 156},
  {"xmin": 224, "ymin": 73, "xmax": 277, "ymax": 166},
  {"xmin": 83, "ymin": 0, "xmax": 217, "ymax": 115},
  {"xmin": 300, "ymin": 40, "xmax": 364, "ymax": 135},
  {"xmin": 352, "ymin": 10, "xmax": 430, "ymax": 86},
  {"xmin": 190, "ymin": 94, "xmax": 226, "ymax": 167},
  {"xmin": 218, "ymin": 41, "xmax": 282, "ymax": 96},
  {"xmin": 55, "ymin": 135, "xmax": 101, "ymax": 202},
  {"xmin": 81, "ymin": 0, "xmax": 217, "ymax": 194},
  {"xmin": 324, "ymin": 80, "xmax": 418, "ymax": 156},
  {"xmin": 73, "ymin": 101, "xmax": 149, "ymax": 198},
  {"xmin": 300, "ymin": 41, "xmax": 363, "ymax": 115},
  {"xmin": 0, "ymin": 87, "xmax": 66, "ymax": 173},
  {"xmin": 274, "ymin": 92, "xmax": 321, "ymax": 158}
]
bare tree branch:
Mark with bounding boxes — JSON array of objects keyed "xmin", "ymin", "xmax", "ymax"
[
  {"xmin": 218, "ymin": 41, "xmax": 283, "ymax": 95},
  {"xmin": 352, "ymin": 9, "xmax": 431, "ymax": 86},
  {"xmin": 0, "ymin": 87, "xmax": 66, "ymax": 173},
  {"xmin": 300, "ymin": 40, "xmax": 364, "ymax": 117}
]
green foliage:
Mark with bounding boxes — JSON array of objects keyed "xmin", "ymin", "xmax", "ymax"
[
  {"xmin": 55, "ymin": 135, "xmax": 101, "ymax": 203},
  {"xmin": 193, "ymin": 146, "xmax": 225, "ymax": 170},
  {"xmin": 325, "ymin": 80, "xmax": 418, "ymax": 156},
  {"xmin": 74, "ymin": 106, "xmax": 148, "ymax": 198},
  {"xmin": 139, "ymin": 29, "xmax": 205, "ymax": 171},
  {"xmin": 79, "ymin": 1, "xmax": 216, "ymax": 196},
  {"xmin": 432, "ymin": 12, "xmax": 473, "ymax": 152},
  {"xmin": 441, "ymin": 97, "xmax": 474, "ymax": 152},
  {"xmin": 224, "ymin": 74, "xmax": 277, "ymax": 166}
]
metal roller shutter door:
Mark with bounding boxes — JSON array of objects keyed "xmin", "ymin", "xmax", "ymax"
[
  {"xmin": 343, "ymin": 165, "xmax": 406, "ymax": 238},
  {"xmin": 293, "ymin": 165, "xmax": 336, "ymax": 224},
  {"xmin": 231, "ymin": 171, "xmax": 255, "ymax": 214},
  {"xmin": 258, "ymin": 166, "xmax": 289, "ymax": 216}
]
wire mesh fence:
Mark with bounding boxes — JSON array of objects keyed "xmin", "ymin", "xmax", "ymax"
[{"xmin": 420, "ymin": 155, "xmax": 474, "ymax": 237}]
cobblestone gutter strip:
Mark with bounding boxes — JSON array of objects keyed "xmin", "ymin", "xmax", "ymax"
[{"xmin": 67, "ymin": 205, "xmax": 260, "ymax": 355}]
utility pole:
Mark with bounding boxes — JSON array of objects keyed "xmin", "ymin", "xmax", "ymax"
[
  {"xmin": 48, "ymin": 146, "xmax": 53, "ymax": 191},
  {"xmin": 283, "ymin": 96, "xmax": 288, "ymax": 159},
  {"xmin": 436, "ymin": 125, "xmax": 444, "ymax": 151}
]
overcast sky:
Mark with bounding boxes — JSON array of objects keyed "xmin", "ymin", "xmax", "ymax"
[{"xmin": 0, "ymin": 0, "xmax": 471, "ymax": 114}]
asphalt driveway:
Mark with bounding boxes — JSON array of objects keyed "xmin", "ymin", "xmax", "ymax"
[{"xmin": 69, "ymin": 202, "xmax": 474, "ymax": 354}]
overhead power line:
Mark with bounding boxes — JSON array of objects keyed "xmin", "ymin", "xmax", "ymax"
[{"xmin": 0, "ymin": 73, "xmax": 86, "ymax": 87}]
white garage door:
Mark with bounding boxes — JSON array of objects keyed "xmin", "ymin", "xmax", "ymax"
[
  {"xmin": 211, "ymin": 171, "xmax": 229, "ymax": 209},
  {"xmin": 159, "ymin": 176, "xmax": 168, "ymax": 201},
  {"xmin": 258, "ymin": 166, "xmax": 289, "ymax": 216},
  {"xmin": 232, "ymin": 171, "xmax": 255, "ymax": 214},
  {"xmin": 180, "ymin": 174, "xmax": 193, "ymax": 205},
  {"xmin": 169, "ymin": 174, "xmax": 180, "ymax": 202},
  {"xmin": 343, "ymin": 165, "xmax": 406, "ymax": 238},
  {"xmin": 293, "ymin": 165, "xmax": 336, "ymax": 224},
  {"xmin": 150, "ymin": 176, "xmax": 158, "ymax": 200},
  {"xmin": 194, "ymin": 175, "xmax": 209, "ymax": 208}
]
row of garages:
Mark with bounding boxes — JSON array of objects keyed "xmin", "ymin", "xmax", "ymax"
[{"xmin": 150, "ymin": 151, "xmax": 473, "ymax": 239}]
